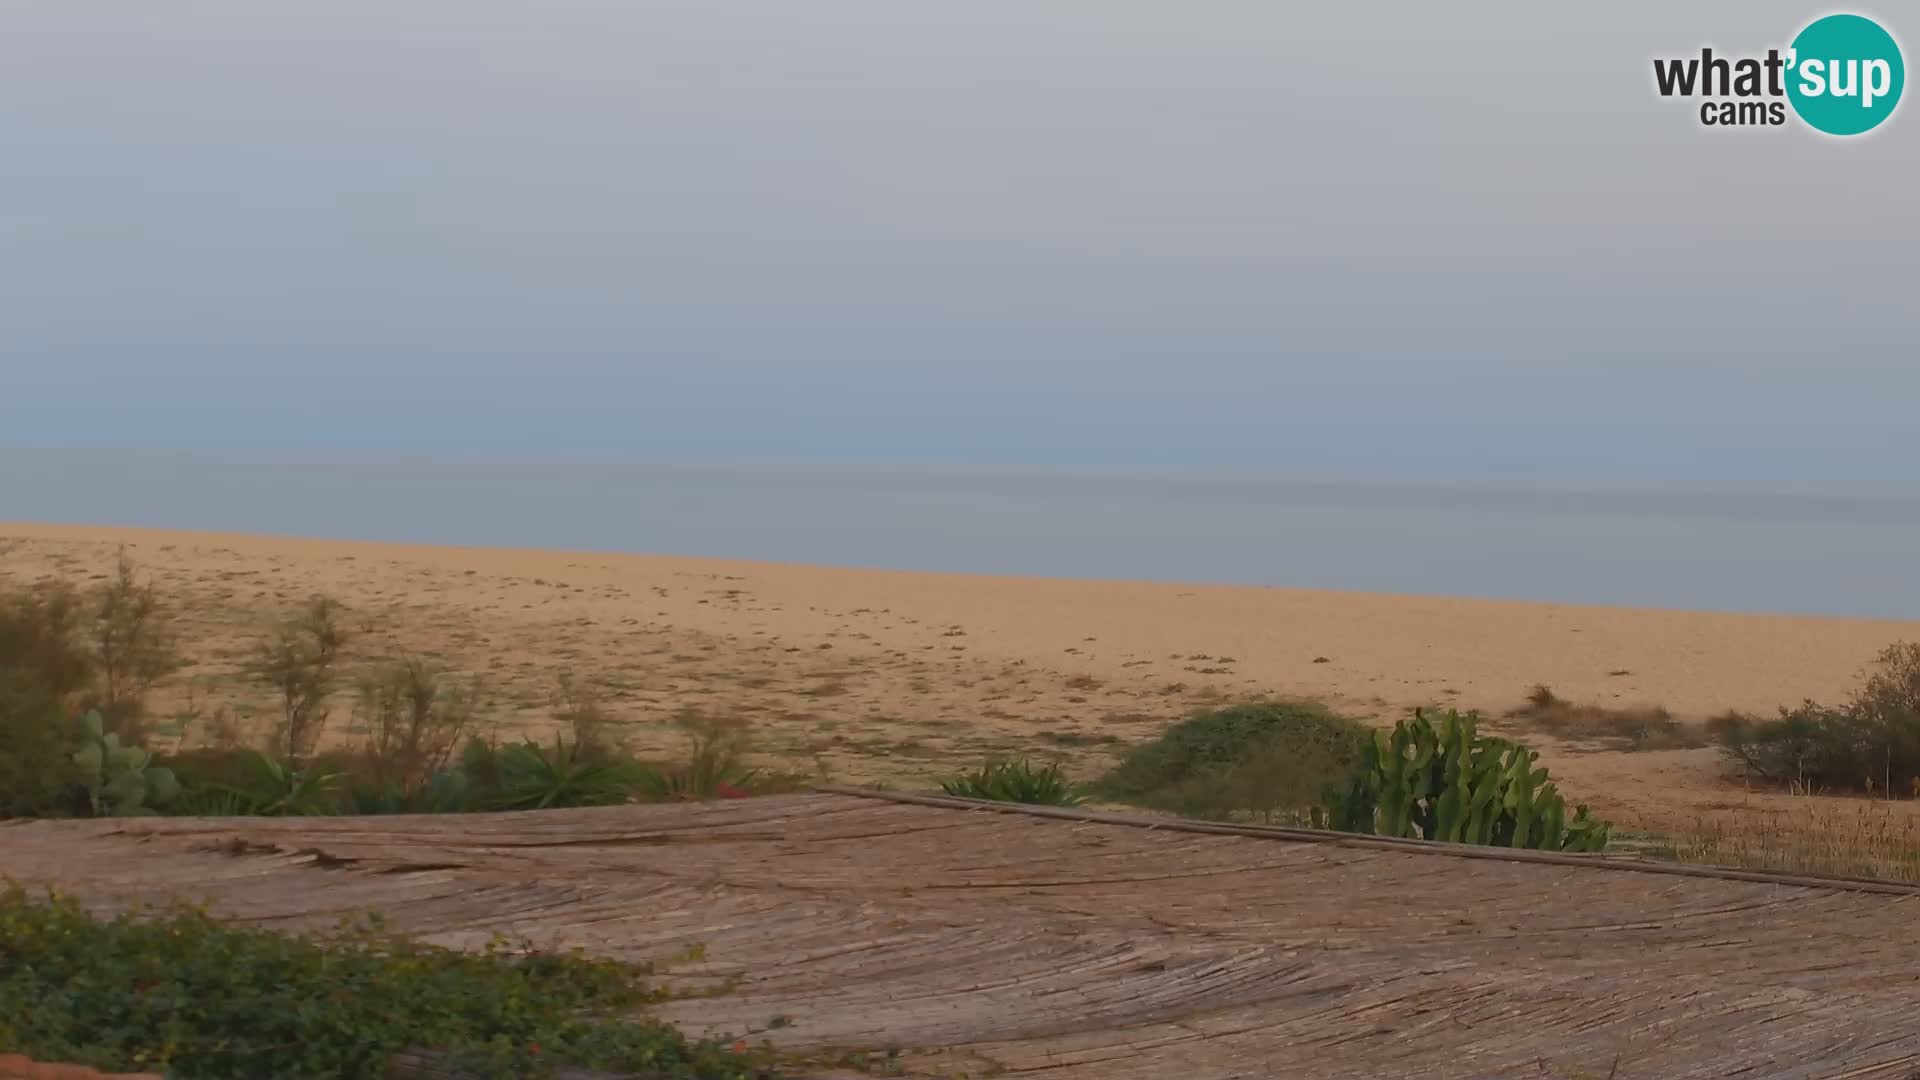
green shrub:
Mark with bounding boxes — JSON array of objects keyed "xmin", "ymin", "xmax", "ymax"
[
  {"xmin": 0, "ymin": 583, "xmax": 93, "ymax": 817},
  {"xmin": 0, "ymin": 704, "xmax": 78, "ymax": 818},
  {"xmin": 1712, "ymin": 643, "xmax": 1920, "ymax": 794},
  {"xmin": 84, "ymin": 551, "xmax": 182, "ymax": 735},
  {"xmin": 1093, "ymin": 700, "xmax": 1370, "ymax": 822},
  {"xmin": 351, "ymin": 658, "xmax": 481, "ymax": 794},
  {"xmin": 158, "ymin": 748, "xmax": 271, "ymax": 808},
  {"xmin": 249, "ymin": 595, "xmax": 349, "ymax": 761},
  {"xmin": 1323, "ymin": 708, "xmax": 1611, "ymax": 852},
  {"xmin": 345, "ymin": 768, "xmax": 475, "ymax": 815},
  {"xmin": 490, "ymin": 736, "xmax": 642, "ymax": 810},
  {"xmin": 167, "ymin": 750, "xmax": 344, "ymax": 817},
  {"xmin": 941, "ymin": 758, "xmax": 1084, "ymax": 806},
  {"xmin": 635, "ymin": 712, "xmax": 762, "ymax": 802},
  {"xmin": 0, "ymin": 581, "xmax": 94, "ymax": 703},
  {"xmin": 0, "ymin": 885, "xmax": 775, "ymax": 1080}
]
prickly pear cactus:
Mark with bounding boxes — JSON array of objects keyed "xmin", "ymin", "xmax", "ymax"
[
  {"xmin": 1326, "ymin": 708, "xmax": 1611, "ymax": 853},
  {"xmin": 71, "ymin": 709, "xmax": 180, "ymax": 817}
]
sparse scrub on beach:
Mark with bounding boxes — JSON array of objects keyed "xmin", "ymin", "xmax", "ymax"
[
  {"xmin": 349, "ymin": 657, "xmax": 481, "ymax": 795},
  {"xmin": 85, "ymin": 550, "xmax": 182, "ymax": 737},
  {"xmin": 157, "ymin": 706, "xmax": 797, "ymax": 816},
  {"xmin": 551, "ymin": 670, "xmax": 622, "ymax": 756},
  {"xmin": 13, "ymin": 553, "xmax": 1920, "ymax": 885},
  {"xmin": 1506, "ymin": 685, "xmax": 1705, "ymax": 751},
  {"xmin": 0, "ymin": 886, "xmax": 778, "ymax": 1080},
  {"xmin": 1094, "ymin": 700, "xmax": 1370, "ymax": 823},
  {"xmin": 1710, "ymin": 642, "xmax": 1920, "ymax": 794},
  {"xmin": 248, "ymin": 595, "xmax": 349, "ymax": 761},
  {"xmin": 634, "ymin": 710, "xmax": 769, "ymax": 801}
]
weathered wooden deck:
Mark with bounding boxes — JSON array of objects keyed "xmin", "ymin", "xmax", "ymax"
[{"xmin": 5, "ymin": 790, "xmax": 1919, "ymax": 1080}]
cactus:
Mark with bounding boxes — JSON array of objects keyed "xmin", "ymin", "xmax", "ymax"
[
  {"xmin": 71, "ymin": 709, "xmax": 180, "ymax": 817},
  {"xmin": 1327, "ymin": 708, "xmax": 1612, "ymax": 853}
]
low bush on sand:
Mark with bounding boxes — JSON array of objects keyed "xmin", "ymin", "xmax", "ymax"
[
  {"xmin": 1710, "ymin": 643, "xmax": 1920, "ymax": 795},
  {"xmin": 1093, "ymin": 700, "xmax": 1371, "ymax": 823},
  {"xmin": 1504, "ymin": 685, "xmax": 1705, "ymax": 751},
  {"xmin": 0, "ymin": 886, "xmax": 776, "ymax": 1080}
]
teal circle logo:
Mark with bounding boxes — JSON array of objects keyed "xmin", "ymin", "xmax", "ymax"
[{"xmin": 1787, "ymin": 13, "xmax": 1905, "ymax": 135}]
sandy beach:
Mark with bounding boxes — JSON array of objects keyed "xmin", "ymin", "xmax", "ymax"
[{"xmin": 6, "ymin": 521, "xmax": 1919, "ymax": 834}]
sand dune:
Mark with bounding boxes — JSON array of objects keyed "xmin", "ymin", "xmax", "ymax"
[{"xmin": 5, "ymin": 521, "xmax": 1918, "ymax": 832}]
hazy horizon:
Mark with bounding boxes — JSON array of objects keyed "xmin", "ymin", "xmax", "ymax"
[
  {"xmin": 3, "ymin": 2, "xmax": 1915, "ymax": 491},
  {"xmin": 8, "ymin": 450, "xmax": 1920, "ymax": 618}
]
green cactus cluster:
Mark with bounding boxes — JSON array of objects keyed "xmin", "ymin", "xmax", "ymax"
[
  {"xmin": 70, "ymin": 709, "xmax": 180, "ymax": 816},
  {"xmin": 1321, "ymin": 708, "xmax": 1611, "ymax": 852}
]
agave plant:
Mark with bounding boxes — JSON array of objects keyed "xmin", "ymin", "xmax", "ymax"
[
  {"xmin": 491, "ymin": 737, "xmax": 636, "ymax": 810},
  {"xmin": 941, "ymin": 758, "xmax": 1085, "ymax": 807},
  {"xmin": 193, "ymin": 751, "xmax": 344, "ymax": 816},
  {"xmin": 347, "ymin": 769, "xmax": 473, "ymax": 815}
]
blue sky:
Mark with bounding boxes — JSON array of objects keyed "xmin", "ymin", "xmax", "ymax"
[{"xmin": 2, "ymin": 2, "xmax": 1915, "ymax": 491}]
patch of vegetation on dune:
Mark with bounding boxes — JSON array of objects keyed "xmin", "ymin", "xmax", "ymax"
[
  {"xmin": 0, "ymin": 558, "xmax": 810, "ymax": 823},
  {"xmin": 1709, "ymin": 643, "xmax": 1920, "ymax": 795},
  {"xmin": 940, "ymin": 757, "xmax": 1084, "ymax": 805},
  {"xmin": 1091, "ymin": 699, "xmax": 1372, "ymax": 824},
  {"xmin": 1505, "ymin": 684, "xmax": 1707, "ymax": 751}
]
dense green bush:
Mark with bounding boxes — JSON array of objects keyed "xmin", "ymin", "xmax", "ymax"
[
  {"xmin": 0, "ymin": 583, "xmax": 95, "ymax": 817},
  {"xmin": 1712, "ymin": 643, "xmax": 1920, "ymax": 794},
  {"xmin": 0, "ymin": 886, "xmax": 776, "ymax": 1080},
  {"xmin": 1322, "ymin": 708, "xmax": 1611, "ymax": 851},
  {"xmin": 1, "ymin": 559, "xmax": 190, "ymax": 818},
  {"xmin": 941, "ymin": 758, "xmax": 1084, "ymax": 806},
  {"xmin": 1093, "ymin": 700, "xmax": 1371, "ymax": 822}
]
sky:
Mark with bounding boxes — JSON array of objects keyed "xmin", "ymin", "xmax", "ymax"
[{"xmin": 2, "ymin": 2, "xmax": 1915, "ymax": 492}]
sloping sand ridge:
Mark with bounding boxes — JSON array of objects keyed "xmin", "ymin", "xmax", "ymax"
[{"xmin": 4, "ymin": 521, "xmax": 1919, "ymax": 837}]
